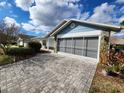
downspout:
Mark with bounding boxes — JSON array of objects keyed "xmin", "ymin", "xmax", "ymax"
[
  {"xmin": 82, "ymin": 36, "xmax": 84, "ymax": 56},
  {"xmin": 54, "ymin": 35, "xmax": 57, "ymax": 53},
  {"xmin": 47, "ymin": 38, "xmax": 49, "ymax": 50}
]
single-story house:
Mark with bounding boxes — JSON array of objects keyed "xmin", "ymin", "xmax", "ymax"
[
  {"xmin": 17, "ymin": 37, "xmax": 24, "ymax": 46},
  {"xmin": 46, "ymin": 19, "xmax": 123, "ymax": 63},
  {"xmin": 31, "ymin": 36, "xmax": 55, "ymax": 49},
  {"xmin": 17, "ymin": 34, "xmax": 35, "ymax": 47}
]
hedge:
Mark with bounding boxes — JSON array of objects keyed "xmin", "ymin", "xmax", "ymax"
[
  {"xmin": 6, "ymin": 47, "xmax": 36, "ymax": 56},
  {"xmin": 0, "ymin": 55, "xmax": 13, "ymax": 66},
  {"xmin": 28, "ymin": 41, "xmax": 41, "ymax": 52}
]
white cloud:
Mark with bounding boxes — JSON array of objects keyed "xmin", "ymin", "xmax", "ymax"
[
  {"xmin": 4, "ymin": 17, "xmax": 20, "ymax": 27},
  {"xmin": 15, "ymin": 0, "xmax": 81, "ymax": 36},
  {"xmin": 120, "ymin": 6, "xmax": 124, "ymax": 13},
  {"xmin": 29, "ymin": 0, "xmax": 80, "ymax": 26},
  {"xmin": 116, "ymin": 0, "xmax": 124, "ymax": 3},
  {"xmin": 21, "ymin": 23, "xmax": 35, "ymax": 31},
  {"xmin": 0, "ymin": 1, "xmax": 6, "ymax": 7},
  {"xmin": 17, "ymin": 0, "xmax": 80, "ymax": 36},
  {"xmin": 88, "ymin": 3, "xmax": 117, "ymax": 24},
  {"xmin": 119, "ymin": 16, "xmax": 124, "ymax": 22},
  {"xmin": 22, "ymin": 22, "xmax": 51, "ymax": 33},
  {"xmin": 0, "ymin": 1, "xmax": 12, "ymax": 7},
  {"xmin": 80, "ymin": 12, "xmax": 90, "ymax": 20},
  {"xmin": 15, "ymin": 0, "xmax": 34, "ymax": 11}
]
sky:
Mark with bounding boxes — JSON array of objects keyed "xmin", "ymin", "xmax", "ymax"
[{"xmin": 0, "ymin": 0, "xmax": 124, "ymax": 37}]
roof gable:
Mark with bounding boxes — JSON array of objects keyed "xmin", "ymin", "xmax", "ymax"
[
  {"xmin": 58, "ymin": 22, "xmax": 98, "ymax": 35},
  {"xmin": 46, "ymin": 19, "xmax": 122, "ymax": 37}
]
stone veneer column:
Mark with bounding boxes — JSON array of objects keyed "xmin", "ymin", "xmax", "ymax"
[{"xmin": 99, "ymin": 31, "xmax": 110, "ymax": 64}]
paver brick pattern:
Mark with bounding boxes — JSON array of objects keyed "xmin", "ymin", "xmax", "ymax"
[{"xmin": 0, "ymin": 53, "xmax": 97, "ymax": 93}]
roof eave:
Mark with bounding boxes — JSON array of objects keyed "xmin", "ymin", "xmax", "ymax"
[
  {"xmin": 71, "ymin": 19, "xmax": 121, "ymax": 32},
  {"xmin": 45, "ymin": 20, "xmax": 68, "ymax": 38}
]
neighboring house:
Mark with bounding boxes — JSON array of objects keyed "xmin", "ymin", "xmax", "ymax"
[
  {"xmin": 17, "ymin": 37, "xmax": 24, "ymax": 46},
  {"xmin": 111, "ymin": 38, "xmax": 124, "ymax": 45},
  {"xmin": 46, "ymin": 19, "xmax": 122, "ymax": 63},
  {"xmin": 31, "ymin": 36, "xmax": 55, "ymax": 50},
  {"xmin": 17, "ymin": 34, "xmax": 35, "ymax": 47}
]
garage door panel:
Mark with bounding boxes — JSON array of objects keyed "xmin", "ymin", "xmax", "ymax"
[
  {"xmin": 74, "ymin": 49, "xmax": 83, "ymax": 55},
  {"xmin": 66, "ymin": 39, "xmax": 73, "ymax": 47},
  {"xmin": 59, "ymin": 39, "xmax": 66, "ymax": 47},
  {"xmin": 65, "ymin": 39, "xmax": 74, "ymax": 53},
  {"xmin": 87, "ymin": 50, "xmax": 97, "ymax": 58},
  {"xmin": 58, "ymin": 39, "xmax": 66, "ymax": 52},
  {"xmin": 59, "ymin": 47, "xmax": 65, "ymax": 52},
  {"xmin": 66, "ymin": 48, "xmax": 72, "ymax": 53},
  {"xmin": 87, "ymin": 39, "xmax": 98, "ymax": 50},
  {"xmin": 58, "ymin": 37, "xmax": 98, "ymax": 59},
  {"xmin": 83, "ymin": 49, "xmax": 87, "ymax": 56},
  {"xmin": 75, "ymin": 38, "xmax": 83, "ymax": 49},
  {"xmin": 86, "ymin": 37, "xmax": 98, "ymax": 58}
]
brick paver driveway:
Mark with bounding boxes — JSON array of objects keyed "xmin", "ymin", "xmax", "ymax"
[{"xmin": 0, "ymin": 53, "xmax": 97, "ymax": 93}]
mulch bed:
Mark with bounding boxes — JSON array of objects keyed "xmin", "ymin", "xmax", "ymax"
[
  {"xmin": 89, "ymin": 63, "xmax": 124, "ymax": 93},
  {"xmin": 97, "ymin": 64, "xmax": 124, "ymax": 84}
]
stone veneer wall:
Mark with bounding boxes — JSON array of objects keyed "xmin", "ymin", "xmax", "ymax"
[{"xmin": 99, "ymin": 31, "xmax": 110, "ymax": 64}]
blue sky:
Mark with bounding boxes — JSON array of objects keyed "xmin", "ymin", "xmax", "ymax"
[{"xmin": 0, "ymin": 0, "xmax": 124, "ymax": 37}]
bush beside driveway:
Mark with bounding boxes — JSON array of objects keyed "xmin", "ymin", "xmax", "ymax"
[{"xmin": 0, "ymin": 55, "xmax": 13, "ymax": 66}]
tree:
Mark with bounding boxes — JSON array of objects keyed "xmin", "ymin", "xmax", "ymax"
[
  {"xmin": 0, "ymin": 20, "xmax": 20, "ymax": 45},
  {"xmin": 120, "ymin": 20, "xmax": 124, "ymax": 26}
]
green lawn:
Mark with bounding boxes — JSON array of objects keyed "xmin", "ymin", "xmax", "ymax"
[{"xmin": 0, "ymin": 55, "xmax": 13, "ymax": 66}]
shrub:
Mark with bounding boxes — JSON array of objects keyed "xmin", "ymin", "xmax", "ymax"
[
  {"xmin": 120, "ymin": 66, "xmax": 124, "ymax": 74},
  {"xmin": 0, "ymin": 55, "xmax": 13, "ymax": 66},
  {"xmin": 28, "ymin": 41, "xmax": 41, "ymax": 52},
  {"xmin": 115, "ymin": 45, "xmax": 124, "ymax": 50},
  {"xmin": 106, "ymin": 64, "xmax": 120, "ymax": 76},
  {"xmin": 0, "ymin": 44, "xmax": 6, "ymax": 54},
  {"xmin": 112, "ymin": 89, "xmax": 120, "ymax": 93},
  {"xmin": 11, "ymin": 42, "xmax": 17, "ymax": 45},
  {"xmin": 19, "ymin": 45, "xmax": 24, "ymax": 47},
  {"xmin": 6, "ymin": 47, "xmax": 36, "ymax": 56},
  {"xmin": 0, "ymin": 48, "xmax": 5, "ymax": 55},
  {"xmin": 119, "ymin": 67, "xmax": 124, "ymax": 79}
]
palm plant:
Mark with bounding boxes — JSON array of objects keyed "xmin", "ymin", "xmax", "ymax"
[{"xmin": 0, "ymin": 44, "xmax": 7, "ymax": 55}]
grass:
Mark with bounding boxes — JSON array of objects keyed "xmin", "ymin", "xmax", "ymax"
[
  {"xmin": 89, "ymin": 64, "xmax": 124, "ymax": 93},
  {"xmin": 0, "ymin": 55, "xmax": 13, "ymax": 66}
]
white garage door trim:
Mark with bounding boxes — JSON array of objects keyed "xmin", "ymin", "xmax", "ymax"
[
  {"xmin": 58, "ymin": 37, "xmax": 98, "ymax": 58},
  {"xmin": 57, "ymin": 35, "xmax": 101, "ymax": 63}
]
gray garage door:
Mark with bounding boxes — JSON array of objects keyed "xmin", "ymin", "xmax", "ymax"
[{"xmin": 58, "ymin": 37, "xmax": 98, "ymax": 58}]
